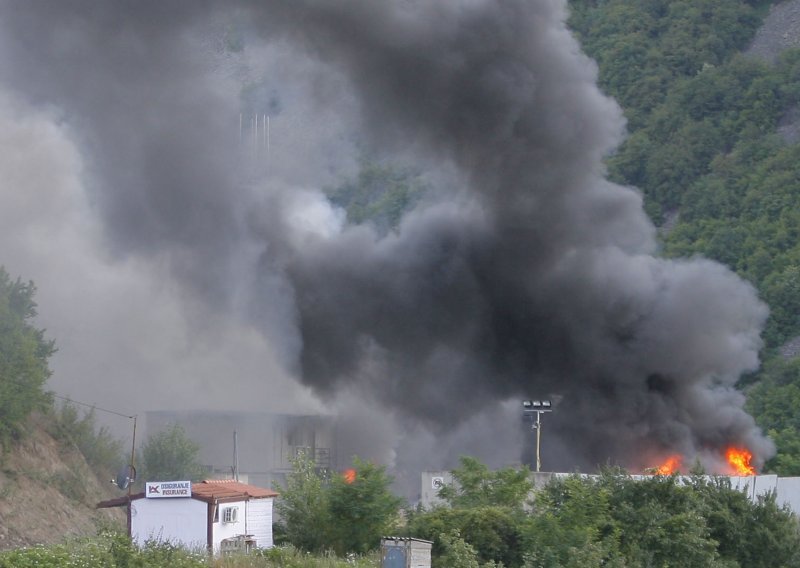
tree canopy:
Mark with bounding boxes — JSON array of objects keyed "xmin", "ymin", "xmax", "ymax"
[
  {"xmin": 275, "ymin": 454, "xmax": 404, "ymax": 555},
  {"xmin": 0, "ymin": 267, "xmax": 55, "ymax": 447},
  {"xmin": 139, "ymin": 423, "xmax": 206, "ymax": 483},
  {"xmin": 409, "ymin": 459, "xmax": 800, "ymax": 567}
]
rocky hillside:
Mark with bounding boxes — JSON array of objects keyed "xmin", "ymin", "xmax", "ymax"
[
  {"xmin": 747, "ymin": 1, "xmax": 800, "ymax": 150},
  {"xmin": 0, "ymin": 414, "xmax": 125, "ymax": 550},
  {"xmin": 747, "ymin": 0, "xmax": 800, "ymax": 63}
]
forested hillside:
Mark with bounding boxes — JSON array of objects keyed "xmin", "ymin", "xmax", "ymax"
[
  {"xmin": 327, "ymin": 0, "xmax": 800, "ymax": 475},
  {"xmin": 563, "ymin": 0, "xmax": 800, "ymax": 475}
]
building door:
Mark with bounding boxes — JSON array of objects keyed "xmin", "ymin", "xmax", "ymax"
[{"xmin": 382, "ymin": 547, "xmax": 406, "ymax": 568}]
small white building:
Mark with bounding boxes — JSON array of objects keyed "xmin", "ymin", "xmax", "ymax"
[{"xmin": 98, "ymin": 479, "xmax": 278, "ymax": 553}]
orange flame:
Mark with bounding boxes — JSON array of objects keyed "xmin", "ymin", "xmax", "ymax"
[
  {"xmin": 343, "ymin": 468, "xmax": 356, "ymax": 484},
  {"xmin": 726, "ymin": 447, "xmax": 755, "ymax": 476},
  {"xmin": 654, "ymin": 455, "xmax": 682, "ymax": 475}
]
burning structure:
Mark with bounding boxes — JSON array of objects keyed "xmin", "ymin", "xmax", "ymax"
[{"xmin": 0, "ymin": 0, "xmax": 774, "ymax": 476}]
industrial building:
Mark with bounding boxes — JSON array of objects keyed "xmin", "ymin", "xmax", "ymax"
[{"xmin": 144, "ymin": 410, "xmax": 346, "ymax": 489}]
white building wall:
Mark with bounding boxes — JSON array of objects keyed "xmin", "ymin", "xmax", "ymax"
[
  {"xmin": 776, "ymin": 477, "xmax": 800, "ymax": 513},
  {"xmin": 131, "ymin": 498, "xmax": 207, "ymax": 550},
  {"xmin": 212, "ymin": 500, "xmax": 248, "ymax": 552},
  {"xmin": 246, "ymin": 498, "xmax": 274, "ymax": 549},
  {"xmin": 728, "ymin": 474, "xmax": 779, "ymax": 501}
]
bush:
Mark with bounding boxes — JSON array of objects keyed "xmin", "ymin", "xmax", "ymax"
[{"xmin": 47, "ymin": 401, "xmax": 125, "ymax": 479}]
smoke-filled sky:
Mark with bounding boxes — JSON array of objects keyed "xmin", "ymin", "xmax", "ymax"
[{"xmin": 0, "ymin": 0, "xmax": 773, "ymax": 478}]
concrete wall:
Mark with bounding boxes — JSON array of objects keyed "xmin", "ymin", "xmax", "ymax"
[
  {"xmin": 777, "ymin": 477, "xmax": 800, "ymax": 513},
  {"xmin": 420, "ymin": 471, "xmax": 452, "ymax": 509},
  {"xmin": 131, "ymin": 497, "xmax": 207, "ymax": 549}
]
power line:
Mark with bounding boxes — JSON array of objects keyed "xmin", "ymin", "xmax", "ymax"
[
  {"xmin": 2, "ymin": 373, "xmax": 136, "ymax": 419},
  {"xmin": 50, "ymin": 392, "xmax": 135, "ymax": 420}
]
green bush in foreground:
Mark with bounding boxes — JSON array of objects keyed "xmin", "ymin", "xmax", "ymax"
[{"xmin": 0, "ymin": 532, "xmax": 380, "ymax": 568}]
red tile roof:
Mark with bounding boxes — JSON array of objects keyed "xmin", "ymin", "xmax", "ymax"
[{"xmin": 192, "ymin": 480, "xmax": 278, "ymax": 502}]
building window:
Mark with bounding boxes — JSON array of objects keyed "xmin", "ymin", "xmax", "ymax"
[{"xmin": 222, "ymin": 507, "xmax": 239, "ymax": 523}]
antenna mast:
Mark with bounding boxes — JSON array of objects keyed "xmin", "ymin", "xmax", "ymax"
[{"xmin": 233, "ymin": 430, "xmax": 239, "ymax": 482}]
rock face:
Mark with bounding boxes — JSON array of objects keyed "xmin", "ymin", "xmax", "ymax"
[
  {"xmin": 780, "ymin": 335, "xmax": 800, "ymax": 360},
  {"xmin": 746, "ymin": 2, "xmax": 800, "ymax": 144},
  {"xmin": 0, "ymin": 414, "xmax": 125, "ymax": 550},
  {"xmin": 747, "ymin": 0, "xmax": 800, "ymax": 64}
]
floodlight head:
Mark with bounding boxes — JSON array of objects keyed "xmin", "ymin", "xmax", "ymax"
[
  {"xmin": 522, "ymin": 400, "xmax": 533, "ymax": 409},
  {"xmin": 542, "ymin": 400, "xmax": 552, "ymax": 408},
  {"xmin": 531, "ymin": 400, "xmax": 543, "ymax": 408}
]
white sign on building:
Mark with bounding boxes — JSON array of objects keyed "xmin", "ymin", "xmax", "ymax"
[{"xmin": 146, "ymin": 481, "xmax": 192, "ymax": 498}]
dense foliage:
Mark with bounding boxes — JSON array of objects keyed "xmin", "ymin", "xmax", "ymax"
[
  {"xmin": 274, "ymin": 454, "xmax": 403, "ymax": 555},
  {"xmin": 0, "ymin": 267, "xmax": 55, "ymax": 448},
  {"xmin": 0, "ymin": 531, "xmax": 379, "ymax": 568},
  {"xmin": 3, "ymin": 458, "xmax": 799, "ymax": 566},
  {"xmin": 408, "ymin": 458, "xmax": 800, "ymax": 568}
]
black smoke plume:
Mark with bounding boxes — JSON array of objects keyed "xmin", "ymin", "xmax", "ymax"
[{"xmin": 0, "ymin": 0, "xmax": 772, "ymax": 472}]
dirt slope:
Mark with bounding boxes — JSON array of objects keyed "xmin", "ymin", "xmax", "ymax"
[{"xmin": 0, "ymin": 414, "xmax": 125, "ymax": 550}]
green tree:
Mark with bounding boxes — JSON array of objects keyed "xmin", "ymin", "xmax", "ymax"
[
  {"xmin": 139, "ymin": 423, "xmax": 205, "ymax": 483},
  {"xmin": 275, "ymin": 454, "xmax": 403, "ymax": 556},
  {"xmin": 410, "ymin": 457, "xmax": 530, "ymax": 567},
  {"xmin": 690, "ymin": 476, "xmax": 800, "ymax": 567},
  {"xmin": 410, "ymin": 506, "xmax": 524, "ymax": 568},
  {"xmin": 437, "ymin": 529, "xmax": 481, "ymax": 568},
  {"xmin": 274, "ymin": 452, "xmax": 332, "ymax": 553},
  {"xmin": 327, "ymin": 457, "xmax": 404, "ymax": 555},
  {"xmin": 524, "ymin": 469, "xmax": 800, "ymax": 568},
  {"xmin": 0, "ymin": 267, "xmax": 56, "ymax": 448},
  {"xmin": 524, "ymin": 474, "xmax": 624, "ymax": 568},
  {"xmin": 437, "ymin": 456, "xmax": 532, "ymax": 511}
]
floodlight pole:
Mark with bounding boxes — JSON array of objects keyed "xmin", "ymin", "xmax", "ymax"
[
  {"xmin": 522, "ymin": 400, "xmax": 553, "ymax": 473},
  {"xmin": 535, "ymin": 410, "xmax": 543, "ymax": 473}
]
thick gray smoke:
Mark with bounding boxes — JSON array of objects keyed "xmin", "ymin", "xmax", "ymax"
[{"xmin": 0, "ymin": 0, "xmax": 772, "ymax": 472}]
